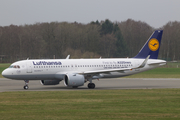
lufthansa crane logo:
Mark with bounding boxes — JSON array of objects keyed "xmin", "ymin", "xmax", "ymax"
[{"xmin": 148, "ymin": 38, "xmax": 159, "ymax": 51}]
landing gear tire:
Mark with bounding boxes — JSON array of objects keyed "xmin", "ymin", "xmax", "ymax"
[
  {"xmin": 88, "ymin": 83, "xmax": 95, "ymax": 89},
  {"xmin": 24, "ymin": 80, "xmax": 29, "ymax": 90},
  {"xmin": 24, "ymin": 85, "xmax": 29, "ymax": 90}
]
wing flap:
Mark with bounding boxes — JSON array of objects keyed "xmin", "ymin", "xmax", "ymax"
[{"xmin": 78, "ymin": 68, "xmax": 132, "ymax": 75}]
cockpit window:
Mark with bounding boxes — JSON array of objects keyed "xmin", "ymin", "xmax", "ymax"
[{"xmin": 9, "ymin": 65, "xmax": 20, "ymax": 69}]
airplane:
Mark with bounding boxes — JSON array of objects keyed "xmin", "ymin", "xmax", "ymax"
[{"xmin": 2, "ymin": 30, "xmax": 166, "ymax": 90}]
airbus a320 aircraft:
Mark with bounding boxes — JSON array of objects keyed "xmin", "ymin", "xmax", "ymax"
[{"xmin": 2, "ymin": 30, "xmax": 166, "ymax": 90}]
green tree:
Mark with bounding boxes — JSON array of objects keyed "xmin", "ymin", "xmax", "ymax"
[
  {"xmin": 101, "ymin": 19, "xmax": 114, "ymax": 35},
  {"xmin": 114, "ymin": 30, "xmax": 129, "ymax": 58}
]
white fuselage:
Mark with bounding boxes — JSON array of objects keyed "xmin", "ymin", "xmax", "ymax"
[{"xmin": 2, "ymin": 58, "xmax": 166, "ymax": 81}]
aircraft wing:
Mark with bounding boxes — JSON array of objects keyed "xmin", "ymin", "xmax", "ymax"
[
  {"xmin": 78, "ymin": 55, "xmax": 150, "ymax": 75},
  {"xmin": 79, "ymin": 68, "xmax": 132, "ymax": 75},
  {"xmin": 56, "ymin": 56, "xmax": 150, "ymax": 76}
]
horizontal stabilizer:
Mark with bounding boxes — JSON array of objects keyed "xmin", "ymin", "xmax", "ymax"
[{"xmin": 148, "ymin": 61, "xmax": 166, "ymax": 65}]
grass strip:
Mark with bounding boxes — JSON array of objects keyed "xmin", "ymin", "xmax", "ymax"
[{"xmin": 0, "ymin": 89, "xmax": 180, "ymax": 120}]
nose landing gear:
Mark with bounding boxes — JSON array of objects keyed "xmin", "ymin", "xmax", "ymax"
[{"xmin": 24, "ymin": 80, "xmax": 29, "ymax": 90}]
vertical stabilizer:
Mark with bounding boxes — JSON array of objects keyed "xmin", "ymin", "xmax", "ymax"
[{"xmin": 134, "ymin": 30, "xmax": 163, "ymax": 59}]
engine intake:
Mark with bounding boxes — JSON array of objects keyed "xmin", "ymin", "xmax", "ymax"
[{"xmin": 64, "ymin": 74, "xmax": 85, "ymax": 87}]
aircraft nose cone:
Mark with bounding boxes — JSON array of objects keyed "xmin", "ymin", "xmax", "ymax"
[{"xmin": 2, "ymin": 69, "xmax": 9, "ymax": 78}]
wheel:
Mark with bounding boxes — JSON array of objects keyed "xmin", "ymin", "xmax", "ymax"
[
  {"xmin": 91, "ymin": 83, "xmax": 95, "ymax": 89},
  {"xmin": 24, "ymin": 85, "xmax": 29, "ymax": 90},
  {"xmin": 88, "ymin": 83, "xmax": 95, "ymax": 89}
]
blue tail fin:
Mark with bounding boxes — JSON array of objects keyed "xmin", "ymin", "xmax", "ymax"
[{"xmin": 134, "ymin": 30, "xmax": 163, "ymax": 59}]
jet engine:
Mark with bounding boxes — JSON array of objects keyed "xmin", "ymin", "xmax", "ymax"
[
  {"xmin": 64, "ymin": 74, "xmax": 85, "ymax": 87},
  {"xmin": 40, "ymin": 80, "xmax": 61, "ymax": 85}
]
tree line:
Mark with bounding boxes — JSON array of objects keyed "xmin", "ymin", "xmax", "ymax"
[{"xmin": 0, "ymin": 19, "xmax": 180, "ymax": 63}]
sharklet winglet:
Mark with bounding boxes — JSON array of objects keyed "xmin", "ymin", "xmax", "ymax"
[
  {"xmin": 66, "ymin": 55, "xmax": 70, "ymax": 59},
  {"xmin": 138, "ymin": 55, "xmax": 150, "ymax": 68}
]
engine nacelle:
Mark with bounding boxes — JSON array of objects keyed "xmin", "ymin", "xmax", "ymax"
[
  {"xmin": 40, "ymin": 80, "xmax": 60, "ymax": 85},
  {"xmin": 64, "ymin": 74, "xmax": 85, "ymax": 87}
]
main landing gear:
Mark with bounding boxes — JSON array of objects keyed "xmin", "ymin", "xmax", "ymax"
[
  {"xmin": 24, "ymin": 80, "xmax": 29, "ymax": 90},
  {"xmin": 88, "ymin": 83, "xmax": 95, "ymax": 89},
  {"xmin": 87, "ymin": 78, "xmax": 95, "ymax": 89}
]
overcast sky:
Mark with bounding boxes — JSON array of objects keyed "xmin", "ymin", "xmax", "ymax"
[{"xmin": 0, "ymin": 0, "xmax": 179, "ymax": 28}]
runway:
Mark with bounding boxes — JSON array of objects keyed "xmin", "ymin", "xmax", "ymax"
[{"xmin": 0, "ymin": 78, "xmax": 180, "ymax": 92}]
